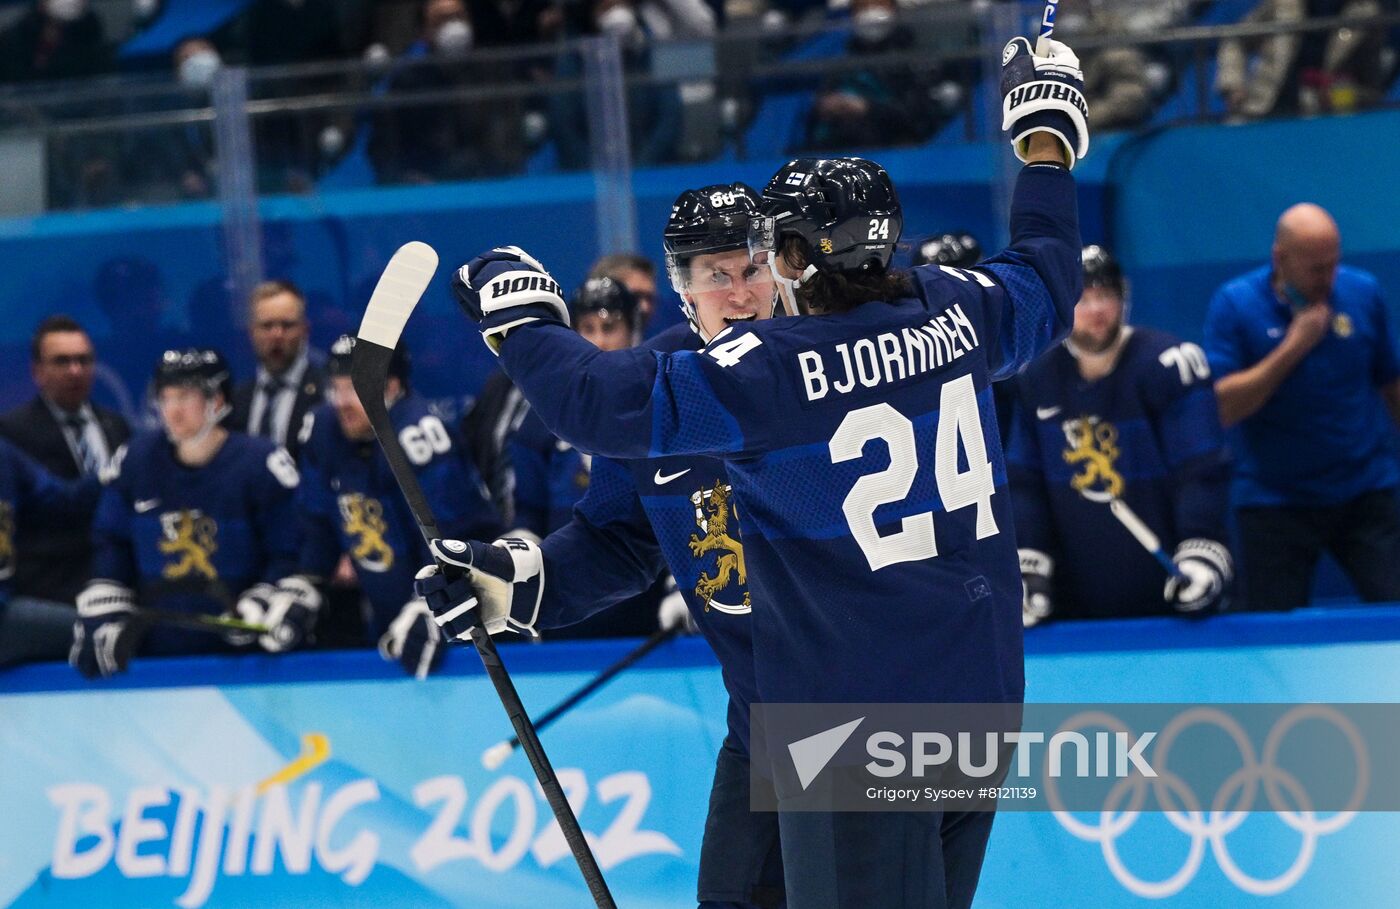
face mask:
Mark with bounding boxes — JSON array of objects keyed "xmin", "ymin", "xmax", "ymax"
[
  {"xmin": 133, "ymin": 0, "xmax": 159, "ymax": 21},
  {"xmin": 435, "ymin": 18, "xmax": 473, "ymax": 54},
  {"xmin": 852, "ymin": 8, "xmax": 894, "ymax": 44},
  {"xmin": 598, "ymin": 6, "xmax": 638, "ymax": 38},
  {"xmin": 45, "ymin": 0, "xmax": 85, "ymax": 22},
  {"xmin": 178, "ymin": 50, "xmax": 222, "ymax": 89}
]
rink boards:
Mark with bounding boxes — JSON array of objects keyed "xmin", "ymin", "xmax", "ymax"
[{"xmin": 3, "ymin": 606, "xmax": 1400, "ymax": 908}]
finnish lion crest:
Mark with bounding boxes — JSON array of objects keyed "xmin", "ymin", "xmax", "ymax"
[
  {"xmin": 159, "ymin": 510, "xmax": 219, "ymax": 580},
  {"xmin": 338, "ymin": 493, "xmax": 395, "ymax": 572},
  {"xmin": 1061, "ymin": 415, "xmax": 1123, "ymax": 502},
  {"xmin": 689, "ymin": 481, "xmax": 751, "ymax": 614}
]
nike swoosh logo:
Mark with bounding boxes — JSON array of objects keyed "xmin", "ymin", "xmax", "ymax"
[
  {"xmin": 134, "ymin": 499, "xmax": 161, "ymax": 513},
  {"xmin": 1036, "ymin": 406, "xmax": 1061, "ymax": 420},
  {"xmin": 654, "ymin": 468, "xmax": 692, "ymax": 485}
]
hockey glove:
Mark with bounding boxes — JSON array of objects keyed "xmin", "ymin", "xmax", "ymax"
[
  {"xmin": 415, "ymin": 537, "xmax": 544, "ymax": 640},
  {"xmin": 1164, "ymin": 539, "xmax": 1232, "ymax": 615},
  {"xmin": 657, "ymin": 576, "xmax": 697, "ymax": 633},
  {"xmin": 1000, "ymin": 37, "xmax": 1089, "ymax": 169},
  {"xmin": 258, "ymin": 576, "xmax": 322, "ymax": 652},
  {"xmin": 1019, "ymin": 549, "xmax": 1054, "ymax": 628},
  {"xmin": 451, "ymin": 247, "xmax": 569, "ymax": 355},
  {"xmin": 225, "ymin": 583, "xmax": 274, "ymax": 647},
  {"xmin": 70, "ymin": 580, "xmax": 138, "ymax": 679},
  {"xmin": 377, "ymin": 598, "xmax": 444, "ymax": 679}
]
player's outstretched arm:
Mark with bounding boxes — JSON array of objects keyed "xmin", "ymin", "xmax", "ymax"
[{"xmin": 453, "ymin": 248, "xmax": 775, "ymax": 461}]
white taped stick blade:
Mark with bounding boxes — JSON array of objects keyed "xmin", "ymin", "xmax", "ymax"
[{"xmin": 359, "ymin": 241, "xmax": 439, "ymax": 350}]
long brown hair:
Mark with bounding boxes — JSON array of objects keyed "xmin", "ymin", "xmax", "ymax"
[{"xmin": 781, "ymin": 237, "xmax": 912, "ymax": 314}]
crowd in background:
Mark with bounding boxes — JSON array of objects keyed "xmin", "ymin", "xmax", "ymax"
[{"xmin": 0, "ymin": 0, "xmax": 1396, "ymax": 206}]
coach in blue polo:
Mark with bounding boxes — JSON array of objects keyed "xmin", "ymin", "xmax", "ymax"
[{"xmin": 1204, "ymin": 203, "xmax": 1400, "ymax": 610}]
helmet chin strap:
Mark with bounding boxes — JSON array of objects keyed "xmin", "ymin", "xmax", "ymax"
[{"xmin": 769, "ymin": 258, "xmax": 818, "ymax": 316}]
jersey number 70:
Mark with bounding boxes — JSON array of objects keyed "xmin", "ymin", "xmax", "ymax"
[{"xmin": 830, "ymin": 374, "xmax": 999, "ymax": 570}]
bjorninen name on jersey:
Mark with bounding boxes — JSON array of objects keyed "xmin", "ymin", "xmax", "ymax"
[{"xmin": 797, "ymin": 303, "xmax": 981, "ymax": 401}]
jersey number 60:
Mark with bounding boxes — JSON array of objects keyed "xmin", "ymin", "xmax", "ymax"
[{"xmin": 830, "ymin": 374, "xmax": 999, "ymax": 571}]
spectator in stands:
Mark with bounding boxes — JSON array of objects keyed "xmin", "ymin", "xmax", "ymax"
[
  {"xmin": 0, "ymin": 0, "xmax": 111, "ymax": 84},
  {"xmin": 588, "ymin": 252, "xmax": 660, "ymax": 333},
  {"xmin": 1215, "ymin": 0, "xmax": 1306, "ymax": 120},
  {"xmin": 0, "ymin": 435, "xmax": 100, "ymax": 667},
  {"xmin": 228, "ymin": 280, "xmax": 327, "ymax": 463},
  {"xmin": 1295, "ymin": 0, "xmax": 1393, "ymax": 115},
  {"xmin": 1067, "ymin": 4, "xmax": 1156, "ymax": 131},
  {"xmin": 0, "ymin": 316, "xmax": 129, "ymax": 607},
  {"xmin": 636, "ymin": 0, "xmax": 717, "ymax": 40},
  {"xmin": 368, "ymin": 0, "xmax": 527, "ymax": 183},
  {"xmin": 800, "ymin": 0, "xmax": 952, "ymax": 152},
  {"xmin": 1203, "ymin": 203, "xmax": 1400, "ymax": 610},
  {"xmin": 548, "ymin": 0, "xmax": 683, "ymax": 169},
  {"xmin": 1008, "ymin": 246, "xmax": 1232, "ymax": 624},
  {"xmin": 119, "ymin": 38, "xmax": 221, "ymax": 203}
]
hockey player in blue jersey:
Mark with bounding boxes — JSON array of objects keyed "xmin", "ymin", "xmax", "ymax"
[
  {"xmin": 298, "ymin": 335, "xmax": 500, "ymax": 677},
  {"xmin": 416, "ymin": 183, "xmax": 783, "ymax": 907},
  {"xmin": 509, "ymin": 277, "xmax": 640, "ymax": 538},
  {"xmin": 0, "ymin": 437, "xmax": 100, "ymax": 667},
  {"xmin": 72, "ymin": 348, "xmax": 312, "ymax": 678},
  {"xmin": 431, "ymin": 35, "xmax": 1088, "ymax": 909},
  {"xmin": 1006, "ymin": 246, "xmax": 1232, "ymax": 624}
]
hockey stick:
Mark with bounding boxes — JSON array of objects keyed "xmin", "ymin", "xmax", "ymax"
[
  {"xmin": 351, "ymin": 241, "xmax": 616, "ymax": 909},
  {"xmin": 133, "ymin": 606, "xmax": 270, "ymax": 636},
  {"xmin": 1037, "ymin": 0, "xmax": 1059, "ymax": 53},
  {"xmin": 483, "ymin": 623, "xmax": 682, "ymax": 771},
  {"xmin": 1107, "ymin": 497, "xmax": 1187, "ymax": 581}
]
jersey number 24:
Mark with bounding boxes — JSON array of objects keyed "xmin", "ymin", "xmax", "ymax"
[{"xmin": 830, "ymin": 374, "xmax": 998, "ymax": 570}]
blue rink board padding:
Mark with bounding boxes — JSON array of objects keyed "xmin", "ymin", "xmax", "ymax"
[{"xmin": 4, "ymin": 605, "xmax": 1400, "ymax": 908}]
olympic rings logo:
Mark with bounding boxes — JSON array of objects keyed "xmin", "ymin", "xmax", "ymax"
[{"xmin": 1044, "ymin": 706, "xmax": 1368, "ymax": 897}]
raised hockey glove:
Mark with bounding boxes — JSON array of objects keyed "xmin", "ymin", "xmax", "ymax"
[
  {"xmin": 1163, "ymin": 539, "xmax": 1232, "ymax": 615},
  {"xmin": 415, "ymin": 537, "xmax": 544, "ymax": 639},
  {"xmin": 1000, "ymin": 36, "xmax": 1089, "ymax": 169},
  {"xmin": 70, "ymin": 580, "xmax": 138, "ymax": 679},
  {"xmin": 451, "ymin": 247, "xmax": 569, "ymax": 355},
  {"xmin": 1019, "ymin": 549, "xmax": 1054, "ymax": 628},
  {"xmin": 258, "ymin": 576, "xmax": 322, "ymax": 652},
  {"xmin": 377, "ymin": 598, "xmax": 444, "ymax": 679},
  {"xmin": 225, "ymin": 583, "xmax": 274, "ymax": 647}
]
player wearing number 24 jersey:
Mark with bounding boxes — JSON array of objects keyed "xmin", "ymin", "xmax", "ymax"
[{"xmin": 455, "ymin": 158, "xmax": 1080, "ymax": 710}]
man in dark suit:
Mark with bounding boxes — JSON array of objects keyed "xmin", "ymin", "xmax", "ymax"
[
  {"xmin": 0, "ymin": 315, "xmax": 130, "ymax": 605},
  {"xmin": 228, "ymin": 280, "xmax": 327, "ymax": 462}
]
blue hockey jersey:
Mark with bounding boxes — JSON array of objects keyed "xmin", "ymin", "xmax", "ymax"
[
  {"xmin": 509, "ymin": 410, "xmax": 592, "ymax": 538},
  {"xmin": 521, "ymin": 323, "xmax": 760, "ymax": 748},
  {"xmin": 0, "ymin": 437, "xmax": 99, "ymax": 602},
  {"xmin": 298, "ymin": 393, "xmax": 501, "ymax": 639},
  {"xmin": 91, "ymin": 430, "xmax": 301, "ymax": 654},
  {"xmin": 1005, "ymin": 328, "xmax": 1230, "ymax": 618},
  {"xmin": 498, "ymin": 162, "xmax": 1081, "ymax": 707}
]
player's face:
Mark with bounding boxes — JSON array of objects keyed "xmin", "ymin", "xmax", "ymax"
[
  {"xmin": 251, "ymin": 292, "xmax": 308, "ymax": 376},
  {"xmin": 33, "ymin": 330, "xmax": 96, "ymax": 411},
  {"xmin": 683, "ymin": 249, "xmax": 777, "ymax": 340},
  {"xmin": 614, "ymin": 267, "xmax": 656, "ymax": 324},
  {"xmin": 1276, "ymin": 234, "xmax": 1340, "ymax": 306},
  {"xmin": 1071, "ymin": 285, "xmax": 1125, "ymax": 353},
  {"xmin": 158, "ymin": 385, "xmax": 215, "ymax": 442},
  {"xmin": 575, "ymin": 312, "xmax": 634, "ymax": 352},
  {"xmin": 330, "ymin": 376, "xmax": 373, "ymax": 440}
]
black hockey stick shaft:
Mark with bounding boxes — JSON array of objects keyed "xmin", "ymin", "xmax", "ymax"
[
  {"xmin": 351, "ymin": 340, "xmax": 616, "ymax": 909},
  {"xmin": 493, "ymin": 623, "xmax": 680, "ymax": 759}
]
